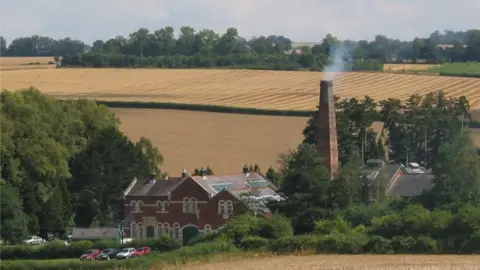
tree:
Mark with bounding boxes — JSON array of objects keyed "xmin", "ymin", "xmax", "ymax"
[
  {"xmin": 0, "ymin": 184, "xmax": 28, "ymax": 244},
  {"xmin": 428, "ymin": 130, "xmax": 480, "ymax": 207},
  {"xmin": 266, "ymin": 166, "xmax": 281, "ymax": 187},
  {"xmin": 331, "ymin": 152, "xmax": 365, "ymax": 208},
  {"xmin": 269, "ymin": 144, "xmax": 333, "ymax": 233}
]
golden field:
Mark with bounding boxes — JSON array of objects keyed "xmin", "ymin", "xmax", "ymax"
[
  {"xmin": 113, "ymin": 108, "xmax": 478, "ymax": 175},
  {"xmin": 167, "ymin": 254, "xmax": 480, "ymax": 270},
  {"xmin": 0, "ymin": 56, "xmax": 56, "ymax": 70},
  {"xmin": 1, "ymin": 68, "xmax": 480, "ymax": 109},
  {"xmin": 383, "ymin": 63, "xmax": 440, "ymax": 71},
  {"xmin": 112, "ymin": 108, "xmax": 307, "ymax": 175}
]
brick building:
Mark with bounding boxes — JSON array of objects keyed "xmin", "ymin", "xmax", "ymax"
[{"xmin": 122, "ymin": 166, "xmax": 281, "ymax": 245}]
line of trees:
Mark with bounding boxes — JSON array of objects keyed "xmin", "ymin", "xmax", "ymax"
[{"xmin": 1, "ymin": 28, "xmax": 479, "ymax": 70}]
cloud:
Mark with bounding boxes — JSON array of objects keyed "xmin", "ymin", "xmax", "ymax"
[{"xmin": 0, "ymin": 0, "xmax": 478, "ymax": 44}]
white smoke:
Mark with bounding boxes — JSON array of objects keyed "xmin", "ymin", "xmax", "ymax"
[{"xmin": 323, "ymin": 42, "xmax": 352, "ymax": 81}]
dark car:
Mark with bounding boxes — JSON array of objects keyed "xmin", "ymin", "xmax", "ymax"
[
  {"xmin": 96, "ymin": 248, "xmax": 120, "ymax": 260},
  {"xmin": 80, "ymin": 249, "xmax": 102, "ymax": 260}
]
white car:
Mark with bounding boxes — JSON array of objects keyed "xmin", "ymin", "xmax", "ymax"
[
  {"xmin": 115, "ymin": 248, "xmax": 136, "ymax": 259},
  {"xmin": 23, "ymin": 236, "xmax": 45, "ymax": 245}
]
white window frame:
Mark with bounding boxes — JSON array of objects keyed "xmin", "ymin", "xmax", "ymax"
[
  {"xmin": 130, "ymin": 201, "xmax": 136, "ymax": 212},
  {"xmin": 136, "ymin": 201, "xmax": 144, "ymax": 212},
  {"xmin": 218, "ymin": 200, "xmax": 226, "ymax": 215},
  {"xmin": 156, "ymin": 223, "xmax": 163, "ymax": 237},
  {"xmin": 204, "ymin": 224, "xmax": 212, "ymax": 233},
  {"xmin": 137, "ymin": 222, "xmax": 144, "ymax": 239},
  {"xmin": 183, "ymin": 198, "xmax": 190, "ymax": 213},
  {"xmin": 163, "ymin": 201, "xmax": 169, "ymax": 212},
  {"xmin": 226, "ymin": 200, "xmax": 233, "ymax": 216},
  {"xmin": 190, "ymin": 197, "xmax": 197, "ymax": 213},
  {"xmin": 172, "ymin": 223, "xmax": 181, "ymax": 240},
  {"xmin": 131, "ymin": 222, "xmax": 137, "ymax": 238},
  {"xmin": 156, "ymin": 201, "xmax": 163, "ymax": 212},
  {"xmin": 163, "ymin": 223, "xmax": 170, "ymax": 236}
]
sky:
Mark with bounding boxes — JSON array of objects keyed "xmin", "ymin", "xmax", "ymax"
[{"xmin": 1, "ymin": 0, "xmax": 479, "ymax": 45}]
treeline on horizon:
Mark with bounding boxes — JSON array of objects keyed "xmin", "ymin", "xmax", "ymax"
[{"xmin": 0, "ymin": 28, "xmax": 479, "ymax": 71}]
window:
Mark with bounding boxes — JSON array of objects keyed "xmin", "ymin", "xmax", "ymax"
[
  {"xmin": 163, "ymin": 223, "xmax": 170, "ymax": 236},
  {"xmin": 163, "ymin": 201, "xmax": 169, "ymax": 212},
  {"xmin": 226, "ymin": 200, "xmax": 234, "ymax": 216},
  {"xmin": 156, "ymin": 223, "xmax": 163, "ymax": 237},
  {"xmin": 218, "ymin": 200, "xmax": 226, "ymax": 215},
  {"xmin": 156, "ymin": 201, "xmax": 163, "ymax": 212},
  {"xmin": 183, "ymin": 198, "xmax": 190, "ymax": 213},
  {"xmin": 172, "ymin": 223, "xmax": 181, "ymax": 240},
  {"xmin": 137, "ymin": 222, "xmax": 144, "ymax": 239},
  {"xmin": 129, "ymin": 201, "xmax": 136, "ymax": 212},
  {"xmin": 204, "ymin": 224, "xmax": 212, "ymax": 233},
  {"xmin": 131, "ymin": 223, "xmax": 137, "ymax": 238},
  {"xmin": 137, "ymin": 201, "xmax": 144, "ymax": 212},
  {"xmin": 190, "ymin": 198, "xmax": 197, "ymax": 213}
]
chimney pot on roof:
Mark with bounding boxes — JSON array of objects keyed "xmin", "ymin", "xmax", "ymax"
[
  {"xmin": 181, "ymin": 168, "xmax": 188, "ymax": 178},
  {"xmin": 242, "ymin": 164, "xmax": 248, "ymax": 174},
  {"xmin": 199, "ymin": 167, "xmax": 205, "ymax": 176}
]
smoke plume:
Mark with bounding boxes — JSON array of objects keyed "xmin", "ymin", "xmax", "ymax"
[{"xmin": 323, "ymin": 42, "xmax": 352, "ymax": 81}]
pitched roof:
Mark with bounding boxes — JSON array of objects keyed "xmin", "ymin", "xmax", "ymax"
[
  {"xmin": 386, "ymin": 173, "xmax": 434, "ymax": 197},
  {"xmin": 71, "ymin": 228, "xmax": 118, "ymax": 239},
  {"xmin": 125, "ymin": 178, "xmax": 182, "ymax": 197}
]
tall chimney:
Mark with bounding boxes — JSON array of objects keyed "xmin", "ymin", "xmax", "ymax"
[{"xmin": 316, "ymin": 80, "xmax": 339, "ymax": 179}]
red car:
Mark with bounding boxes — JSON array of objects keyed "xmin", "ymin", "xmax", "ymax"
[
  {"xmin": 133, "ymin": 247, "xmax": 152, "ymax": 257},
  {"xmin": 80, "ymin": 249, "xmax": 102, "ymax": 260}
]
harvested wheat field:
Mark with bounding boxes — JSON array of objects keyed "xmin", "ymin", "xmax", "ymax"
[
  {"xmin": 0, "ymin": 57, "xmax": 56, "ymax": 70},
  {"xmin": 384, "ymin": 63, "xmax": 440, "ymax": 71},
  {"xmin": 166, "ymin": 254, "xmax": 480, "ymax": 270},
  {"xmin": 2, "ymin": 68, "xmax": 480, "ymax": 109},
  {"xmin": 112, "ymin": 108, "xmax": 307, "ymax": 175}
]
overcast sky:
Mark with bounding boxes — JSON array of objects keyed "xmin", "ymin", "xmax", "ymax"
[{"xmin": 1, "ymin": 0, "xmax": 479, "ymax": 45}]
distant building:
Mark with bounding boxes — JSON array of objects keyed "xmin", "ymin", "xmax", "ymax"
[{"xmin": 122, "ymin": 166, "xmax": 281, "ymax": 245}]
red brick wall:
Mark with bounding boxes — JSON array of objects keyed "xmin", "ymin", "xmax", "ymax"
[{"xmin": 197, "ymin": 190, "xmax": 248, "ymax": 230}]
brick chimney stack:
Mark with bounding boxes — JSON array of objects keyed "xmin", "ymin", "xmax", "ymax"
[{"xmin": 316, "ymin": 80, "xmax": 339, "ymax": 179}]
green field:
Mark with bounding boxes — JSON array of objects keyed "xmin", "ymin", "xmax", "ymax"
[{"xmin": 425, "ymin": 62, "xmax": 480, "ymax": 75}]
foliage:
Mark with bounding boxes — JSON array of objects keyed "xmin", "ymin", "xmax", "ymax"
[
  {"xmin": 240, "ymin": 236, "xmax": 270, "ymax": 250},
  {"xmin": 426, "ymin": 62, "xmax": 480, "ymax": 75},
  {"xmin": 0, "ymin": 88, "xmax": 163, "ymax": 239}
]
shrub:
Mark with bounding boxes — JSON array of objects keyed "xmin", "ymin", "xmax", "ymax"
[
  {"xmin": 156, "ymin": 240, "xmax": 237, "ymax": 265},
  {"xmin": 391, "ymin": 236, "xmax": 416, "ymax": 253},
  {"xmin": 268, "ymin": 235, "xmax": 318, "ymax": 253},
  {"xmin": 364, "ymin": 235, "xmax": 393, "ymax": 254},
  {"xmin": 221, "ymin": 214, "xmax": 262, "ymax": 245},
  {"xmin": 240, "ymin": 236, "xmax": 269, "ymax": 250},
  {"xmin": 258, "ymin": 214, "xmax": 294, "ymax": 239},
  {"xmin": 316, "ymin": 232, "xmax": 368, "ymax": 254},
  {"xmin": 412, "ymin": 236, "xmax": 438, "ymax": 254},
  {"xmin": 186, "ymin": 230, "xmax": 222, "ymax": 246}
]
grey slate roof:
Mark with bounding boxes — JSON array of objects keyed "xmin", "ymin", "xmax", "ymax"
[
  {"xmin": 71, "ymin": 228, "xmax": 118, "ymax": 239},
  {"xmin": 125, "ymin": 178, "xmax": 182, "ymax": 197},
  {"xmin": 191, "ymin": 172, "xmax": 274, "ymax": 195},
  {"xmin": 386, "ymin": 173, "xmax": 434, "ymax": 197}
]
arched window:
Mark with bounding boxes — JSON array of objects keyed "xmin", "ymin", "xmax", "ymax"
[
  {"xmin": 131, "ymin": 222, "xmax": 137, "ymax": 238},
  {"xmin": 163, "ymin": 223, "xmax": 170, "ymax": 236},
  {"xmin": 183, "ymin": 198, "xmax": 190, "ymax": 213},
  {"xmin": 129, "ymin": 201, "xmax": 136, "ymax": 212},
  {"xmin": 204, "ymin": 224, "xmax": 212, "ymax": 233},
  {"xmin": 163, "ymin": 201, "xmax": 170, "ymax": 212},
  {"xmin": 156, "ymin": 201, "xmax": 163, "ymax": 212},
  {"xmin": 190, "ymin": 197, "xmax": 197, "ymax": 213},
  {"xmin": 137, "ymin": 201, "xmax": 144, "ymax": 212},
  {"xmin": 156, "ymin": 223, "xmax": 163, "ymax": 237},
  {"xmin": 137, "ymin": 222, "xmax": 144, "ymax": 239},
  {"xmin": 172, "ymin": 223, "xmax": 181, "ymax": 240},
  {"xmin": 226, "ymin": 200, "xmax": 234, "ymax": 216},
  {"xmin": 218, "ymin": 200, "xmax": 226, "ymax": 215}
]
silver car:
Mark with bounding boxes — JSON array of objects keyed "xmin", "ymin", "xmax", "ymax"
[{"xmin": 23, "ymin": 236, "xmax": 45, "ymax": 245}]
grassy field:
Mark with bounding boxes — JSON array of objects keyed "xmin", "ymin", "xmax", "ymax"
[
  {"xmin": 383, "ymin": 63, "xmax": 439, "ymax": 71},
  {"xmin": 0, "ymin": 56, "xmax": 56, "ymax": 70},
  {"xmin": 178, "ymin": 254, "xmax": 480, "ymax": 270},
  {"xmin": 2, "ymin": 68, "xmax": 480, "ymax": 110},
  {"xmin": 425, "ymin": 62, "xmax": 480, "ymax": 75}
]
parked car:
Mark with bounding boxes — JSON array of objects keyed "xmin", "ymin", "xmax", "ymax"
[
  {"xmin": 23, "ymin": 236, "xmax": 45, "ymax": 245},
  {"xmin": 96, "ymin": 248, "xmax": 120, "ymax": 260},
  {"xmin": 80, "ymin": 249, "xmax": 102, "ymax": 260},
  {"xmin": 133, "ymin": 247, "xmax": 152, "ymax": 257},
  {"xmin": 115, "ymin": 248, "xmax": 137, "ymax": 259}
]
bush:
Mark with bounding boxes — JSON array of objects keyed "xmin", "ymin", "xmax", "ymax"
[
  {"xmin": 155, "ymin": 240, "xmax": 237, "ymax": 265},
  {"xmin": 316, "ymin": 232, "xmax": 368, "ymax": 254},
  {"xmin": 240, "ymin": 236, "xmax": 269, "ymax": 250},
  {"xmin": 0, "ymin": 235, "xmax": 180, "ymax": 260},
  {"xmin": 364, "ymin": 235, "xmax": 393, "ymax": 254},
  {"xmin": 222, "ymin": 214, "xmax": 262, "ymax": 245},
  {"xmin": 268, "ymin": 235, "xmax": 318, "ymax": 253},
  {"xmin": 391, "ymin": 236, "xmax": 417, "ymax": 253},
  {"xmin": 186, "ymin": 230, "xmax": 222, "ymax": 246},
  {"xmin": 258, "ymin": 214, "xmax": 294, "ymax": 239}
]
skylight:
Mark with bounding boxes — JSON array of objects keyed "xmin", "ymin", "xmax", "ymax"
[
  {"xmin": 211, "ymin": 183, "xmax": 235, "ymax": 193},
  {"xmin": 247, "ymin": 179, "xmax": 269, "ymax": 188}
]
